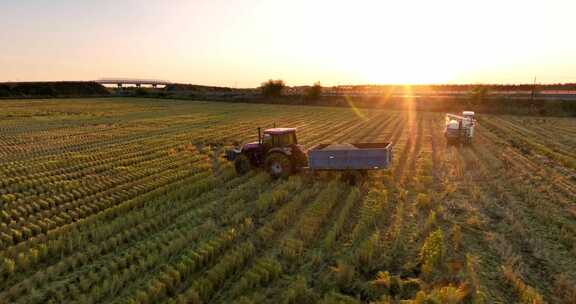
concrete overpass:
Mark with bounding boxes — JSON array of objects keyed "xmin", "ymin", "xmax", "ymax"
[{"xmin": 96, "ymin": 78, "xmax": 171, "ymax": 88}]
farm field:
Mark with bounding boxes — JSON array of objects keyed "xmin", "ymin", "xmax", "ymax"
[{"xmin": 0, "ymin": 97, "xmax": 575, "ymax": 304}]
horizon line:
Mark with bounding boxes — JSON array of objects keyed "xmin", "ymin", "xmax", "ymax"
[{"xmin": 2, "ymin": 79, "xmax": 576, "ymax": 88}]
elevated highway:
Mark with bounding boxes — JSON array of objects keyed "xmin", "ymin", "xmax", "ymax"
[{"xmin": 96, "ymin": 78, "xmax": 171, "ymax": 88}]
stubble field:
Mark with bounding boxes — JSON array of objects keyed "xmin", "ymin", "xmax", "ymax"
[{"xmin": 0, "ymin": 98, "xmax": 575, "ymax": 304}]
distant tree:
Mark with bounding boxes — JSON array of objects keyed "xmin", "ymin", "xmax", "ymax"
[
  {"xmin": 260, "ymin": 79, "xmax": 285, "ymax": 98},
  {"xmin": 305, "ymin": 82, "xmax": 322, "ymax": 101}
]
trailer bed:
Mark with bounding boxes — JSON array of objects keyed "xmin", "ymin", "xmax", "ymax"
[{"xmin": 307, "ymin": 142, "xmax": 393, "ymax": 170}]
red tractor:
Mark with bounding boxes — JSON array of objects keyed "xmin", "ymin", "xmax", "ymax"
[{"xmin": 225, "ymin": 128, "xmax": 308, "ymax": 178}]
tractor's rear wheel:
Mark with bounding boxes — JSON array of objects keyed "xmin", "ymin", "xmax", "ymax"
[
  {"xmin": 265, "ymin": 153, "xmax": 293, "ymax": 179},
  {"xmin": 234, "ymin": 155, "xmax": 251, "ymax": 175}
]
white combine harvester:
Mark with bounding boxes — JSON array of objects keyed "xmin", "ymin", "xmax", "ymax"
[{"xmin": 445, "ymin": 111, "xmax": 475, "ymax": 145}]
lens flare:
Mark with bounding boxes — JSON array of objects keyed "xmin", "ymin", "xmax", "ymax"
[{"xmin": 345, "ymin": 95, "xmax": 367, "ymax": 121}]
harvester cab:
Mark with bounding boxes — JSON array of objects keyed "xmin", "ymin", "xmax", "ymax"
[
  {"xmin": 445, "ymin": 111, "xmax": 475, "ymax": 145},
  {"xmin": 225, "ymin": 127, "xmax": 308, "ymax": 178}
]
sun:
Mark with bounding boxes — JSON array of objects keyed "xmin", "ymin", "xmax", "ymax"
[{"xmin": 352, "ymin": 50, "xmax": 460, "ymax": 85}]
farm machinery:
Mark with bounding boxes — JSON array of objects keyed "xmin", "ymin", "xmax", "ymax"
[
  {"xmin": 445, "ymin": 111, "xmax": 476, "ymax": 145},
  {"xmin": 225, "ymin": 127, "xmax": 393, "ymax": 178}
]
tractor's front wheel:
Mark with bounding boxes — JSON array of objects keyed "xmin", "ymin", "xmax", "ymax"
[
  {"xmin": 234, "ymin": 155, "xmax": 251, "ymax": 175},
  {"xmin": 265, "ymin": 153, "xmax": 293, "ymax": 179}
]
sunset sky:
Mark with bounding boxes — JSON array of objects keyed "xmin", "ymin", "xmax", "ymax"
[{"xmin": 1, "ymin": 0, "xmax": 575, "ymax": 87}]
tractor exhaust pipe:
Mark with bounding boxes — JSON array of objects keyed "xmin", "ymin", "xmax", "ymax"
[{"xmin": 258, "ymin": 127, "xmax": 262, "ymax": 144}]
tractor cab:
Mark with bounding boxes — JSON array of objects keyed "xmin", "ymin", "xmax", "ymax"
[
  {"xmin": 240, "ymin": 128, "xmax": 298, "ymax": 155},
  {"xmin": 262, "ymin": 128, "xmax": 298, "ymax": 147}
]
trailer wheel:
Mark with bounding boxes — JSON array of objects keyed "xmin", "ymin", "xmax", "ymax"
[
  {"xmin": 265, "ymin": 153, "xmax": 293, "ymax": 178},
  {"xmin": 341, "ymin": 170, "xmax": 366, "ymax": 185},
  {"xmin": 234, "ymin": 155, "xmax": 251, "ymax": 175}
]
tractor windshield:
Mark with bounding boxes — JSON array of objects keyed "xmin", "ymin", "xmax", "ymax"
[
  {"xmin": 271, "ymin": 132, "xmax": 297, "ymax": 146},
  {"xmin": 262, "ymin": 134, "xmax": 272, "ymax": 145}
]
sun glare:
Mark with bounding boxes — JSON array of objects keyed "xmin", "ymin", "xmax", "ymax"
[{"xmin": 300, "ymin": 0, "xmax": 468, "ymax": 85}]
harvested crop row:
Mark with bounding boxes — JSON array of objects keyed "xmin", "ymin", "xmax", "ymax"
[{"xmin": 0, "ymin": 98, "xmax": 574, "ymax": 304}]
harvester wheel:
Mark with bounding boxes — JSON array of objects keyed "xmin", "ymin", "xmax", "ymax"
[
  {"xmin": 234, "ymin": 155, "xmax": 251, "ymax": 175},
  {"xmin": 265, "ymin": 153, "xmax": 293, "ymax": 178}
]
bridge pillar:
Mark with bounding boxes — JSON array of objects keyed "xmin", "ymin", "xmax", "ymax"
[
  {"xmin": 136, "ymin": 84, "xmax": 141, "ymax": 88},
  {"xmin": 116, "ymin": 83, "xmax": 123, "ymax": 96},
  {"xmin": 152, "ymin": 84, "xmax": 157, "ymax": 88}
]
